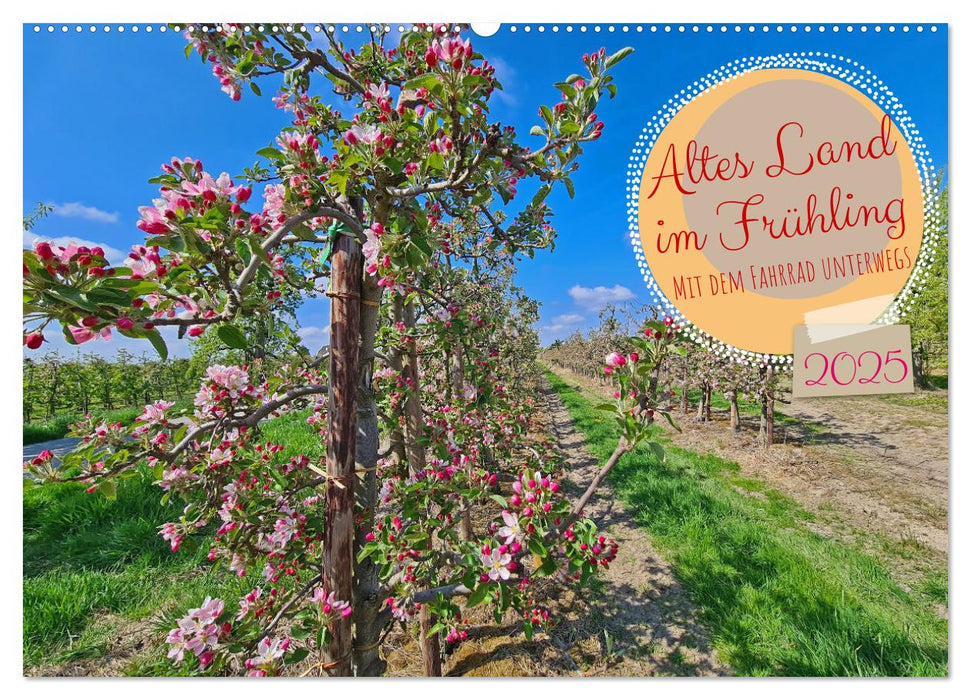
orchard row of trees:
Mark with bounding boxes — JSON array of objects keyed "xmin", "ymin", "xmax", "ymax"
[
  {"xmin": 543, "ymin": 304, "xmax": 789, "ymax": 448},
  {"xmin": 23, "ymin": 350, "xmax": 198, "ymax": 421},
  {"xmin": 22, "ymin": 315, "xmax": 324, "ymax": 423},
  {"xmin": 22, "ymin": 24, "xmax": 659, "ymax": 678}
]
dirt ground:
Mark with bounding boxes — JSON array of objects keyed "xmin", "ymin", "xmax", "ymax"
[
  {"xmin": 534, "ymin": 378, "xmax": 729, "ymax": 676},
  {"xmin": 551, "ymin": 366, "xmax": 949, "ymax": 588}
]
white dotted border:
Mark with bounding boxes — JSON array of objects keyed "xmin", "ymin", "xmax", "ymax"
[
  {"xmin": 31, "ymin": 24, "xmax": 942, "ymax": 35},
  {"xmin": 625, "ymin": 53, "xmax": 943, "ymax": 367}
]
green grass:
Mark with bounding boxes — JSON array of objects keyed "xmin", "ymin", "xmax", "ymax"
[
  {"xmin": 23, "ymin": 467, "xmax": 261, "ymax": 672},
  {"xmin": 23, "ymin": 400, "xmax": 193, "ymax": 446},
  {"xmin": 926, "ymin": 375, "xmax": 948, "ymax": 391},
  {"xmin": 877, "ymin": 392, "xmax": 949, "ymax": 412},
  {"xmin": 22, "ymin": 408, "xmax": 319, "ymax": 674},
  {"xmin": 547, "ymin": 370, "xmax": 948, "ymax": 677}
]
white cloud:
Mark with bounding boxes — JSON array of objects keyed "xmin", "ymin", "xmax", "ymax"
[
  {"xmin": 489, "ymin": 56, "xmax": 517, "ymax": 106},
  {"xmin": 544, "ymin": 313, "xmax": 584, "ymax": 329},
  {"xmin": 538, "ymin": 313, "xmax": 586, "ymax": 344},
  {"xmin": 568, "ymin": 284, "xmax": 636, "ymax": 310},
  {"xmin": 297, "ymin": 326, "xmax": 330, "ymax": 346},
  {"xmin": 51, "ymin": 201, "xmax": 120, "ymax": 224},
  {"xmin": 23, "ymin": 230, "xmax": 129, "ymax": 266}
]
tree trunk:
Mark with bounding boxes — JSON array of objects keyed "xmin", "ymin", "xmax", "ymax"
[
  {"xmin": 913, "ymin": 340, "xmax": 929, "ymax": 389},
  {"xmin": 381, "ymin": 297, "xmax": 407, "ymax": 473},
  {"xmin": 397, "ymin": 298, "xmax": 442, "ymax": 677},
  {"xmin": 759, "ymin": 366, "xmax": 775, "ymax": 448},
  {"xmin": 323, "ymin": 229, "xmax": 362, "ymax": 677},
  {"xmin": 696, "ymin": 383, "xmax": 707, "ymax": 422},
  {"xmin": 350, "ymin": 273, "xmax": 388, "ymax": 677},
  {"xmin": 729, "ymin": 390, "xmax": 740, "ymax": 434},
  {"xmin": 449, "ymin": 340, "xmax": 474, "ymax": 542},
  {"xmin": 766, "ymin": 366, "xmax": 775, "ymax": 446},
  {"xmin": 680, "ymin": 362, "xmax": 689, "ymax": 414}
]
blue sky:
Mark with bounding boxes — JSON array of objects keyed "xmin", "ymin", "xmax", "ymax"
[{"xmin": 23, "ymin": 23, "xmax": 948, "ymax": 357}]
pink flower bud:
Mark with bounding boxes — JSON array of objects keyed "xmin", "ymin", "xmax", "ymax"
[
  {"xmin": 35, "ymin": 242, "xmax": 55, "ymax": 260},
  {"xmin": 24, "ymin": 332, "xmax": 44, "ymax": 350}
]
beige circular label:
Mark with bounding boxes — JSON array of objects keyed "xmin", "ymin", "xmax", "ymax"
[{"xmin": 638, "ymin": 68, "xmax": 924, "ymax": 355}]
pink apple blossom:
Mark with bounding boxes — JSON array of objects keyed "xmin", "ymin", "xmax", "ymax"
[
  {"xmin": 497, "ymin": 510, "xmax": 521, "ymax": 544},
  {"xmin": 605, "ymin": 352, "xmax": 627, "ymax": 368},
  {"xmin": 480, "ymin": 549, "xmax": 513, "ymax": 581}
]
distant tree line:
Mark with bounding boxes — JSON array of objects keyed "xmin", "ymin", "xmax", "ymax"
[{"xmin": 22, "ymin": 349, "xmax": 202, "ymax": 422}]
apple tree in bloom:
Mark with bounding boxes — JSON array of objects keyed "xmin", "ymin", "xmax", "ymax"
[{"xmin": 20, "ymin": 23, "xmax": 663, "ymax": 676}]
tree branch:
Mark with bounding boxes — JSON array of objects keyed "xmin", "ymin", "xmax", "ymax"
[{"xmin": 561, "ymin": 439, "xmax": 629, "ymax": 530}]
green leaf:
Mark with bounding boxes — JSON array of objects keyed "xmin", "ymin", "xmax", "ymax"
[
  {"xmin": 540, "ymin": 105, "xmax": 554, "ymax": 126},
  {"xmin": 647, "ymin": 441, "xmax": 665, "ymax": 463},
  {"xmin": 427, "ymin": 152, "xmax": 446, "ymax": 172},
  {"xmin": 531, "ymin": 184, "xmax": 552, "ymax": 208},
  {"xmin": 466, "ymin": 582, "xmax": 494, "ymax": 608},
  {"xmin": 411, "ymin": 234, "xmax": 433, "ymax": 257},
  {"xmin": 660, "ymin": 411, "xmax": 682, "ymax": 433},
  {"xmin": 523, "ymin": 620, "xmax": 534, "ymax": 640},
  {"xmin": 356, "ymin": 541, "xmax": 380, "ymax": 563},
  {"xmin": 563, "ymin": 177, "xmax": 575, "ymax": 199},
  {"xmin": 99, "ymin": 480, "xmax": 117, "ymax": 501},
  {"xmin": 403, "ymin": 73, "xmax": 441, "ymax": 92},
  {"xmin": 256, "ymin": 146, "xmax": 283, "ymax": 161},
  {"xmin": 462, "ymin": 74, "xmax": 490, "ymax": 88},
  {"xmin": 329, "ymin": 172, "xmax": 349, "ymax": 196},
  {"xmin": 594, "ymin": 402, "xmax": 617, "ymax": 412},
  {"xmin": 538, "ymin": 557, "xmax": 557, "ymax": 576},
  {"xmin": 145, "ymin": 329, "xmax": 169, "ymax": 361},
  {"xmin": 529, "ymin": 125, "xmax": 544, "ymax": 137},
  {"xmin": 605, "ymin": 46, "xmax": 634, "ymax": 69},
  {"xmin": 217, "ymin": 324, "xmax": 248, "ymax": 350},
  {"xmin": 250, "ymin": 81, "xmax": 262, "ymax": 97},
  {"xmin": 405, "ymin": 246, "xmax": 424, "ymax": 269},
  {"xmin": 235, "ymin": 238, "xmax": 253, "ymax": 264},
  {"xmin": 287, "ymin": 648, "xmax": 310, "ymax": 664},
  {"xmin": 85, "ymin": 287, "xmax": 132, "ymax": 308},
  {"xmin": 44, "ymin": 285, "xmax": 99, "ymax": 313},
  {"xmin": 528, "ymin": 538, "xmax": 548, "ymax": 558},
  {"xmin": 146, "ymin": 235, "xmax": 186, "ymax": 253}
]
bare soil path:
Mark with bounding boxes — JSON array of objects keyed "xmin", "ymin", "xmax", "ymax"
[{"xmin": 533, "ymin": 377, "xmax": 730, "ymax": 676}]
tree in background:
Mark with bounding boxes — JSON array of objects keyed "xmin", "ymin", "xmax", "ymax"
[{"xmin": 906, "ymin": 176, "xmax": 948, "ymax": 387}]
